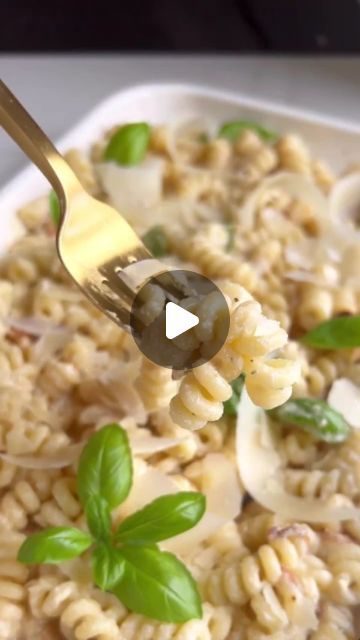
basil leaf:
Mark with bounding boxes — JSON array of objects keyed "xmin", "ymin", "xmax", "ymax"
[
  {"xmin": 115, "ymin": 492, "xmax": 205, "ymax": 546},
  {"xmin": 77, "ymin": 423, "xmax": 132, "ymax": 510},
  {"xmin": 302, "ymin": 315, "xmax": 360, "ymax": 349},
  {"xmin": 218, "ymin": 120, "xmax": 278, "ymax": 143},
  {"xmin": 85, "ymin": 495, "xmax": 112, "ymax": 542},
  {"xmin": 223, "ymin": 374, "xmax": 245, "ymax": 416},
  {"xmin": 92, "ymin": 543, "xmax": 125, "ymax": 591},
  {"xmin": 17, "ymin": 527, "xmax": 92, "ymax": 565},
  {"xmin": 268, "ymin": 397, "xmax": 350, "ymax": 443},
  {"xmin": 49, "ymin": 190, "xmax": 61, "ymax": 226},
  {"xmin": 104, "ymin": 123, "xmax": 150, "ymax": 166},
  {"xmin": 142, "ymin": 226, "xmax": 169, "ymax": 258},
  {"xmin": 112, "ymin": 546, "xmax": 202, "ymax": 622}
]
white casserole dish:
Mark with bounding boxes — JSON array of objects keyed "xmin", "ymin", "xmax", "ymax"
[{"xmin": 1, "ymin": 82, "xmax": 360, "ymax": 251}]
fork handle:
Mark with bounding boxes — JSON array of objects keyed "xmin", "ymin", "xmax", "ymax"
[{"xmin": 0, "ymin": 79, "xmax": 81, "ymax": 210}]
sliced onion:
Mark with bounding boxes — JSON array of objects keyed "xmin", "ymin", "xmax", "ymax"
[
  {"xmin": 121, "ymin": 258, "xmax": 171, "ymax": 292},
  {"xmin": 329, "ymin": 172, "xmax": 360, "ymax": 224},
  {"xmin": 114, "ymin": 453, "xmax": 242, "ymax": 557},
  {"xmin": 97, "ymin": 158, "xmax": 164, "ymax": 233},
  {"xmin": 7, "ymin": 316, "xmax": 65, "ymax": 337},
  {"xmin": 328, "ymin": 378, "xmax": 360, "ymax": 429},
  {"xmin": 286, "ymin": 225, "xmax": 353, "ymax": 269},
  {"xmin": 0, "ymin": 433, "xmax": 187, "ymax": 471},
  {"xmin": 0, "ymin": 444, "xmax": 82, "ymax": 469},
  {"xmin": 238, "ymin": 171, "xmax": 328, "ymax": 231},
  {"xmin": 285, "ymin": 269, "xmax": 339, "ymax": 288},
  {"xmin": 236, "ymin": 389, "xmax": 360, "ymax": 522},
  {"xmin": 31, "ymin": 329, "xmax": 72, "ymax": 366},
  {"xmin": 163, "ymin": 453, "xmax": 242, "ymax": 556},
  {"xmin": 80, "ymin": 372, "xmax": 147, "ymax": 425},
  {"xmin": 115, "ymin": 465, "xmax": 178, "ymax": 521},
  {"xmin": 130, "ymin": 435, "xmax": 187, "ymax": 455},
  {"xmin": 39, "ymin": 283, "xmax": 83, "ymax": 302},
  {"xmin": 151, "ymin": 198, "xmax": 222, "ymax": 230}
]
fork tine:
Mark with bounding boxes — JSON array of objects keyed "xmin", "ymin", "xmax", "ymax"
[{"xmin": 85, "ymin": 280, "xmax": 131, "ymax": 327}]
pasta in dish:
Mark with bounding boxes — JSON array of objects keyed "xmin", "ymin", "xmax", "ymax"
[{"xmin": 0, "ymin": 115, "xmax": 360, "ymax": 640}]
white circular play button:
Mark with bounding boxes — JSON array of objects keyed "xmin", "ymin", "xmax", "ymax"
[
  {"xmin": 165, "ymin": 302, "xmax": 199, "ymax": 340},
  {"xmin": 130, "ymin": 270, "xmax": 230, "ymax": 370}
]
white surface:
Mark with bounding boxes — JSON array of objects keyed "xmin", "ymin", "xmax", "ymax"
[
  {"xmin": 166, "ymin": 302, "xmax": 199, "ymax": 340},
  {"xmin": 1, "ymin": 81, "xmax": 360, "ymax": 254},
  {"xmin": 1, "ymin": 55, "xmax": 360, "ymax": 186}
]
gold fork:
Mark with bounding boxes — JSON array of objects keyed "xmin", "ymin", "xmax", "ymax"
[{"xmin": 0, "ymin": 78, "xmax": 168, "ymax": 329}]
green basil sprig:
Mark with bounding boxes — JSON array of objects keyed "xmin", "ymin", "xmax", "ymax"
[
  {"xmin": 49, "ymin": 189, "xmax": 61, "ymax": 226},
  {"xmin": 218, "ymin": 120, "xmax": 278, "ymax": 143},
  {"xmin": 18, "ymin": 527, "xmax": 92, "ymax": 564},
  {"xmin": 115, "ymin": 492, "xmax": 205, "ymax": 546},
  {"xmin": 142, "ymin": 225, "xmax": 169, "ymax": 258},
  {"xmin": 85, "ymin": 495, "xmax": 112, "ymax": 542},
  {"xmin": 92, "ymin": 544, "xmax": 125, "ymax": 591},
  {"xmin": 104, "ymin": 123, "xmax": 150, "ymax": 165},
  {"xmin": 113, "ymin": 545, "xmax": 202, "ymax": 622},
  {"xmin": 268, "ymin": 397, "xmax": 350, "ymax": 443},
  {"xmin": 302, "ymin": 315, "xmax": 360, "ymax": 349},
  {"xmin": 223, "ymin": 374, "xmax": 245, "ymax": 416},
  {"xmin": 77, "ymin": 423, "xmax": 132, "ymax": 509},
  {"xmin": 18, "ymin": 423, "xmax": 204, "ymax": 623}
]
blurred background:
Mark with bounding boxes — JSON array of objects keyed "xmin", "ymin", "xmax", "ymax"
[
  {"xmin": 1, "ymin": 0, "xmax": 359, "ymax": 52},
  {"xmin": 1, "ymin": 0, "xmax": 360, "ymax": 184}
]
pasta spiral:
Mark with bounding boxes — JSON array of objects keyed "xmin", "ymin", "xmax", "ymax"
[
  {"xmin": 279, "ymin": 431, "xmax": 318, "ymax": 466},
  {"xmin": 0, "ymin": 459, "xmax": 17, "ymax": 489},
  {"xmin": 28, "ymin": 573, "xmax": 230, "ymax": 640},
  {"xmin": 310, "ymin": 603, "xmax": 355, "ymax": 640},
  {"xmin": 170, "ymin": 233, "xmax": 258, "ymax": 292},
  {"xmin": 203, "ymin": 535, "xmax": 308, "ymax": 607},
  {"xmin": 136, "ymin": 358, "xmax": 179, "ymax": 412},
  {"xmin": 277, "ymin": 134, "xmax": 311, "ymax": 176},
  {"xmin": 170, "ymin": 289, "xmax": 299, "ymax": 429},
  {"xmin": 35, "ymin": 475, "xmax": 84, "ymax": 528},
  {"xmin": 28, "ymin": 575, "xmax": 120, "ymax": 639},
  {"xmin": 322, "ymin": 542, "xmax": 360, "ymax": 606},
  {"xmin": 284, "ymin": 469, "xmax": 359, "ymax": 501},
  {"xmin": 0, "ymin": 470, "xmax": 58, "ymax": 530},
  {"xmin": 0, "ymin": 531, "xmax": 28, "ymax": 639}
]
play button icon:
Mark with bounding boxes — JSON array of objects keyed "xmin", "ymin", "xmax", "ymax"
[
  {"xmin": 165, "ymin": 302, "xmax": 199, "ymax": 340},
  {"xmin": 130, "ymin": 269, "xmax": 230, "ymax": 370}
]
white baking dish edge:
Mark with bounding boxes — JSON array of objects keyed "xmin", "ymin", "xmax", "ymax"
[{"xmin": 1, "ymin": 81, "xmax": 359, "ymax": 251}]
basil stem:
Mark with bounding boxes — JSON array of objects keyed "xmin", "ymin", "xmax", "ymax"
[
  {"xmin": 268, "ymin": 397, "xmax": 350, "ymax": 443},
  {"xmin": 223, "ymin": 374, "xmax": 245, "ymax": 416},
  {"xmin": 92, "ymin": 544, "xmax": 125, "ymax": 591},
  {"xmin": 303, "ymin": 315, "xmax": 360, "ymax": 349},
  {"xmin": 85, "ymin": 495, "xmax": 112, "ymax": 542}
]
